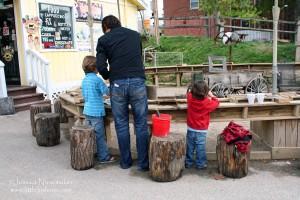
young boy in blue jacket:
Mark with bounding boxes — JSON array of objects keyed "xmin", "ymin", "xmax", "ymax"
[{"xmin": 81, "ymin": 56, "xmax": 115, "ymax": 163}]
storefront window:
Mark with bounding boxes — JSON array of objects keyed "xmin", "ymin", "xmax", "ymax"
[{"xmin": 38, "ymin": 3, "xmax": 74, "ymax": 49}]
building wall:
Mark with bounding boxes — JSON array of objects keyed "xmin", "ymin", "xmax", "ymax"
[
  {"xmin": 163, "ymin": 0, "xmax": 216, "ymax": 37},
  {"xmin": 16, "ymin": 0, "xmax": 140, "ymax": 86}
]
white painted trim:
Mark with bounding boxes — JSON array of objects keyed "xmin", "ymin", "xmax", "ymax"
[{"xmin": 0, "ymin": 61, "xmax": 7, "ymax": 98}]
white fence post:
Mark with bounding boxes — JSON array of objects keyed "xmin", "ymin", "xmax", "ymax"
[
  {"xmin": 0, "ymin": 61, "xmax": 7, "ymax": 98},
  {"xmin": 296, "ymin": 20, "xmax": 300, "ymax": 62}
]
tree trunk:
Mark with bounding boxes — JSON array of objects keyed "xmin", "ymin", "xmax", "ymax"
[
  {"xmin": 70, "ymin": 126, "xmax": 96, "ymax": 170},
  {"xmin": 30, "ymin": 104, "xmax": 51, "ymax": 137},
  {"xmin": 35, "ymin": 113, "xmax": 60, "ymax": 146},
  {"xmin": 149, "ymin": 133, "xmax": 185, "ymax": 182},
  {"xmin": 216, "ymin": 135, "xmax": 250, "ymax": 178},
  {"xmin": 54, "ymin": 99, "xmax": 68, "ymax": 123}
]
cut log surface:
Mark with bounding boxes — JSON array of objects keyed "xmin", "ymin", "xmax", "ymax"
[
  {"xmin": 54, "ymin": 99, "xmax": 68, "ymax": 123},
  {"xmin": 216, "ymin": 135, "xmax": 250, "ymax": 178},
  {"xmin": 149, "ymin": 133, "xmax": 185, "ymax": 182},
  {"xmin": 70, "ymin": 126, "xmax": 96, "ymax": 170},
  {"xmin": 35, "ymin": 113, "xmax": 60, "ymax": 146},
  {"xmin": 30, "ymin": 104, "xmax": 51, "ymax": 137}
]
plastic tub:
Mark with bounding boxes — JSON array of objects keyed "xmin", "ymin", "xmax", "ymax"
[{"xmin": 152, "ymin": 114, "xmax": 171, "ymax": 137}]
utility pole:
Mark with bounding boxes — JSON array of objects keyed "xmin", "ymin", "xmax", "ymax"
[
  {"xmin": 87, "ymin": 0, "xmax": 95, "ymax": 55},
  {"xmin": 153, "ymin": 0, "xmax": 160, "ymax": 45},
  {"xmin": 117, "ymin": 0, "xmax": 121, "ymax": 21},
  {"xmin": 272, "ymin": 0, "xmax": 280, "ymax": 95}
]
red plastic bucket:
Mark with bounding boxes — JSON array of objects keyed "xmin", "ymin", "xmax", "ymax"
[{"xmin": 152, "ymin": 113, "xmax": 171, "ymax": 137}]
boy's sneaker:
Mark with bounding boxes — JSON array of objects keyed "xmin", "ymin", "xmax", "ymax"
[
  {"xmin": 185, "ymin": 164, "xmax": 193, "ymax": 169},
  {"xmin": 99, "ymin": 156, "xmax": 117, "ymax": 164},
  {"xmin": 196, "ymin": 165, "xmax": 207, "ymax": 170}
]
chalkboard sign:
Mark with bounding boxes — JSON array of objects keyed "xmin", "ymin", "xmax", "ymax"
[{"xmin": 38, "ymin": 3, "xmax": 74, "ymax": 49}]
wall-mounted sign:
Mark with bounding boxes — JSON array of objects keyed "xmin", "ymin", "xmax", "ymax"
[
  {"xmin": 75, "ymin": 0, "xmax": 103, "ymax": 22},
  {"xmin": 38, "ymin": 3, "xmax": 74, "ymax": 49}
]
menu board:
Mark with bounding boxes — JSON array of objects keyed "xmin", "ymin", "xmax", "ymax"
[{"xmin": 38, "ymin": 3, "xmax": 74, "ymax": 49}]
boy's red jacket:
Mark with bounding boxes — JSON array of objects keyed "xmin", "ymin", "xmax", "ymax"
[{"xmin": 187, "ymin": 92, "xmax": 219, "ymax": 130}]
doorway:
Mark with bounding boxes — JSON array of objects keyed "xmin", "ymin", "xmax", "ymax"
[{"xmin": 0, "ymin": 0, "xmax": 20, "ymax": 85}]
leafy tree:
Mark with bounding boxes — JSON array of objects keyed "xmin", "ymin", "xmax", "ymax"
[{"xmin": 200, "ymin": 0, "xmax": 260, "ymax": 19}]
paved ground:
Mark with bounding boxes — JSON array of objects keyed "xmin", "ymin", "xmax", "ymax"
[{"xmin": 1, "ymin": 111, "xmax": 300, "ymax": 200}]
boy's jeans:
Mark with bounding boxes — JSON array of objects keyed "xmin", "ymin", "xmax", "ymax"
[
  {"xmin": 185, "ymin": 129, "xmax": 207, "ymax": 168},
  {"xmin": 85, "ymin": 115, "xmax": 110, "ymax": 161},
  {"xmin": 110, "ymin": 77, "xmax": 149, "ymax": 169}
]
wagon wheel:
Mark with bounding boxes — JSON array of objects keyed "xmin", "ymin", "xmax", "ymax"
[
  {"xmin": 210, "ymin": 83, "xmax": 231, "ymax": 98},
  {"xmin": 245, "ymin": 77, "xmax": 268, "ymax": 94}
]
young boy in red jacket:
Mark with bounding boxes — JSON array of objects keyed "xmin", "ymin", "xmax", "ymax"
[{"xmin": 185, "ymin": 81, "xmax": 219, "ymax": 169}]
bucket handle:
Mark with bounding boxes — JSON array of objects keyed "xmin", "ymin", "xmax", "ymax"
[{"xmin": 156, "ymin": 110, "xmax": 160, "ymax": 117}]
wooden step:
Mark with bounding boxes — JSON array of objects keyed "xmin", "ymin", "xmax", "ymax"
[
  {"xmin": 12, "ymin": 93, "xmax": 45, "ymax": 105},
  {"xmin": 7, "ymin": 86, "xmax": 37, "ymax": 97},
  {"xmin": 14, "ymin": 100, "xmax": 51, "ymax": 112}
]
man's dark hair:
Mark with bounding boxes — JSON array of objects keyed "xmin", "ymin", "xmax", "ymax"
[
  {"xmin": 102, "ymin": 15, "xmax": 121, "ymax": 33},
  {"xmin": 189, "ymin": 81, "xmax": 209, "ymax": 100}
]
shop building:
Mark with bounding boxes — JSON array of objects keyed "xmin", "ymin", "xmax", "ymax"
[{"xmin": 0, "ymin": 0, "xmax": 146, "ymax": 107}]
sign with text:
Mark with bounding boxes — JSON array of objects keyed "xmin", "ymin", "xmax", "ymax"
[{"xmin": 38, "ymin": 3, "xmax": 74, "ymax": 49}]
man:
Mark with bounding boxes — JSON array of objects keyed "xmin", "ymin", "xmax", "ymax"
[{"xmin": 96, "ymin": 15, "xmax": 149, "ymax": 171}]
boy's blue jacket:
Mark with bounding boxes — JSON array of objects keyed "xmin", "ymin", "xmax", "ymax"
[{"xmin": 82, "ymin": 72, "xmax": 109, "ymax": 117}]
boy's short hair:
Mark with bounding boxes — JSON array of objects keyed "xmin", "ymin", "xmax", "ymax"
[
  {"xmin": 190, "ymin": 81, "xmax": 209, "ymax": 100},
  {"xmin": 82, "ymin": 56, "xmax": 97, "ymax": 73}
]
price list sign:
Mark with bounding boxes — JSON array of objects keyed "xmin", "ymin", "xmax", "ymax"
[{"xmin": 39, "ymin": 3, "xmax": 74, "ymax": 49}]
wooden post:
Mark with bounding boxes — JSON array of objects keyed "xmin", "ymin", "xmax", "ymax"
[
  {"xmin": 149, "ymin": 133, "xmax": 185, "ymax": 182},
  {"xmin": 146, "ymin": 85, "xmax": 157, "ymax": 100},
  {"xmin": 54, "ymin": 99, "xmax": 68, "ymax": 123},
  {"xmin": 296, "ymin": 20, "xmax": 300, "ymax": 62},
  {"xmin": 70, "ymin": 126, "xmax": 96, "ymax": 170},
  {"xmin": 35, "ymin": 113, "xmax": 60, "ymax": 146},
  {"xmin": 30, "ymin": 104, "xmax": 51, "ymax": 136},
  {"xmin": 154, "ymin": 74, "xmax": 159, "ymax": 86},
  {"xmin": 176, "ymin": 73, "xmax": 181, "ymax": 87},
  {"xmin": 216, "ymin": 135, "xmax": 250, "ymax": 178}
]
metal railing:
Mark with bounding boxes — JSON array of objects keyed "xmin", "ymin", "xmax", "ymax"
[
  {"xmin": 25, "ymin": 49, "xmax": 51, "ymax": 99},
  {"xmin": 0, "ymin": 60, "xmax": 7, "ymax": 98}
]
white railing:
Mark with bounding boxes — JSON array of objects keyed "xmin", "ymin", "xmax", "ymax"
[
  {"xmin": 0, "ymin": 60, "xmax": 7, "ymax": 98},
  {"xmin": 26, "ymin": 49, "xmax": 51, "ymax": 99}
]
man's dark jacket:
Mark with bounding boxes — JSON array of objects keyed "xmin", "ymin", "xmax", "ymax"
[{"xmin": 96, "ymin": 27, "xmax": 145, "ymax": 81}]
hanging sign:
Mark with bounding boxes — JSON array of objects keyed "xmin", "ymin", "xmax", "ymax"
[
  {"xmin": 38, "ymin": 3, "xmax": 74, "ymax": 49},
  {"xmin": 75, "ymin": 0, "xmax": 103, "ymax": 22}
]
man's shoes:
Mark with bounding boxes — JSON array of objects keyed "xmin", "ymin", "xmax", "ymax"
[
  {"xmin": 196, "ymin": 165, "xmax": 207, "ymax": 170},
  {"xmin": 137, "ymin": 166, "xmax": 149, "ymax": 172},
  {"xmin": 185, "ymin": 164, "xmax": 193, "ymax": 169}
]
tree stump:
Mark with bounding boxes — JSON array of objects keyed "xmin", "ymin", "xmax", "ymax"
[
  {"xmin": 216, "ymin": 135, "xmax": 250, "ymax": 178},
  {"xmin": 70, "ymin": 126, "xmax": 96, "ymax": 170},
  {"xmin": 30, "ymin": 104, "xmax": 51, "ymax": 137},
  {"xmin": 35, "ymin": 113, "xmax": 60, "ymax": 146},
  {"xmin": 54, "ymin": 99, "xmax": 68, "ymax": 123},
  {"xmin": 149, "ymin": 133, "xmax": 185, "ymax": 182}
]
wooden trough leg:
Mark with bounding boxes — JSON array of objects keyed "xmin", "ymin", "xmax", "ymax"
[
  {"xmin": 30, "ymin": 104, "xmax": 51, "ymax": 137},
  {"xmin": 70, "ymin": 126, "xmax": 96, "ymax": 170},
  {"xmin": 35, "ymin": 113, "xmax": 60, "ymax": 146},
  {"xmin": 216, "ymin": 135, "xmax": 250, "ymax": 178},
  {"xmin": 149, "ymin": 133, "xmax": 185, "ymax": 182}
]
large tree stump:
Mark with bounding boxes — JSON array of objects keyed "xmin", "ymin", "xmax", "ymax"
[
  {"xmin": 30, "ymin": 104, "xmax": 51, "ymax": 137},
  {"xmin": 35, "ymin": 113, "xmax": 60, "ymax": 146},
  {"xmin": 216, "ymin": 135, "xmax": 250, "ymax": 178},
  {"xmin": 54, "ymin": 99, "xmax": 68, "ymax": 123},
  {"xmin": 70, "ymin": 126, "xmax": 96, "ymax": 170},
  {"xmin": 149, "ymin": 133, "xmax": 185, "ymax": 182}
]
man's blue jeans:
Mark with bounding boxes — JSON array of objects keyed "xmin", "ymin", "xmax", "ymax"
[
  {"xmin": 185, "ymin": 129, "xmax": 207, "ymax": 168},
  {"xmin": 110, "ymin": 78, "xmax": 149, "ymax": 169},
  {"xmin": 85, "ymin": 115, "xmax": 111, "ymax": 162}
]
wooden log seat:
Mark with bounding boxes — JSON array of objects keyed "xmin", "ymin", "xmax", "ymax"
[
  {"xmin": 70, "ymin": 126, "xmax": 96, "ymax": 170},
  {"xmin": 149, "ymin": 133, "xmax": 185, "ymax": 182},
  {"xmin": 216, "ymin": 135, "xmax": 250, "ymax": 178},
  {"xmin": 35, "ymin": 113, "xmax": 60, "ymax": 146},
  {"xmin": 30, "ymin": 104, "xmax": 51, "ymax": 137},
  {"xmin": 54, "ymin": 99, "xmax": 68, "ymax": 123}
]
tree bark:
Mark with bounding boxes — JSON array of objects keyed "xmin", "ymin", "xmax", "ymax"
[
  {"xmin": 216, "ymin": 135, "xmax": 250, "ymax": 178},
  {"xmin": 70, "ymin": 126, "xmax": 96, "ymax": 170},
  {"xmin": 30, "ymin": 104, "xmax": 51, "ymax": 137},
  {"xmin": 35, "ymin": 113, "xmax": 60, "ymax": 146},
  {"xmin": 149, "ymin": 133, "xmax": 185, "ymax": 182},
  {"xmin": 54, "ymin": 99, "xmax": 68, "ymax": 123}
]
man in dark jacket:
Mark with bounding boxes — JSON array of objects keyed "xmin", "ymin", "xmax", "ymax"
[{"xmin": 96, "ymin": 15, "xmax": 149, "ymax": 171}]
